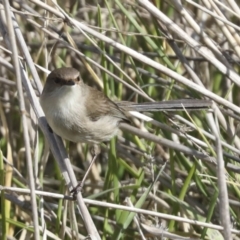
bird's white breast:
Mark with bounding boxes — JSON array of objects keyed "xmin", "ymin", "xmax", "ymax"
[
  {"xmin": 41, "ymin": 85, "xmax": 87, "ymax": 142},
  {"xmin": 40, "ymin": 85, "xmax": 121, "ymax": 143}
]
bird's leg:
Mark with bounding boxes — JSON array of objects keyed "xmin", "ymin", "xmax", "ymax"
[
  {"xmin": 71, "ymin": 144, "xmax": 100, "ymax": 195},
  {"xmin": 80, "ymin": 144, "xmax": 100, "ymax": 188}
]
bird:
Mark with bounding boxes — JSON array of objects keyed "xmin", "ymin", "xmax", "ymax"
[
  {"xmin": 40, "ymin": 67, "xmax": 211, "ymax": 191},
  {"xmin": 40, "ymin": 67, "xmax": 211, "ymax": 143}
]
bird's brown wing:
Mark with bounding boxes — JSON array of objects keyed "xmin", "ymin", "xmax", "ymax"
[{"xmin": 85, "ymin": 86, "xmax": 129, "ymax": 123}]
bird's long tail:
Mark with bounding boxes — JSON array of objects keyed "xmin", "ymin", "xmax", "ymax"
[{"xmin": 117, "ymin": 99, "xmax": 212, "ymax": 112}]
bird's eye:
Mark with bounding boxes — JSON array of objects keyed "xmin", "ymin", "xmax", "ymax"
[
  {"xmin": 54, "ymin": 78, "xmax": 61, "ymax": 84},
  {"xmin": 76, "ymin": 76, "xmax": 80, "ymax": 82}
]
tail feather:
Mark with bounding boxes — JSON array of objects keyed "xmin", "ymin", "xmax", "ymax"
[{"xmin": 117, "ymin": 99, "xmax": 212, "ymax": 112}]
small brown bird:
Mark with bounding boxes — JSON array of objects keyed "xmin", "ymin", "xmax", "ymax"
[
  {"xmin": 40, "ymin": 67, "xmax": 211, "ymax": 191},
  {"xmin": 40, "ymin": 67, "xmax": 210, "ymax": 145}
]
